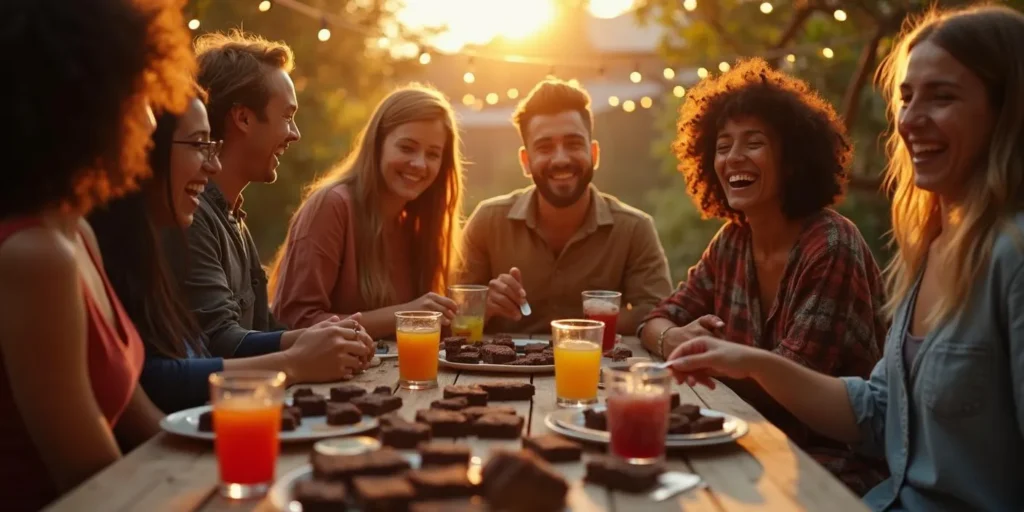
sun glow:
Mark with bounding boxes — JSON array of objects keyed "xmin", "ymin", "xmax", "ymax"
[
  {"xmin": 588, "ymin": 0, "xmax": 635, "ymax": 19},
  {"xmin": 397, "ymin": 0, "xmax": 556, "ymax": 53}
]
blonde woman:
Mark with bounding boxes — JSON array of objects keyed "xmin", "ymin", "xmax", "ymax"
[
  {"xmin": 664, "ymin": 5, "xmax": 1024, "ymax": 510},
  {"xmin": 270, "ymin": 84, "xmax": 464, "ymax": 338}
]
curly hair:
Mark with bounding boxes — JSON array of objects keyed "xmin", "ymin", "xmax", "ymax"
[
  {"xmin": 0, "ymin": 0, "xmax": 195, "ymax": 217},
  {"xmin": 674, "ymin": 58, "xmax": 851, "ymax": 223}
]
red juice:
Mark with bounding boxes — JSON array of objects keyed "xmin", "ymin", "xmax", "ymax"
[
  {"xmin": 583, "ymin": 299, "xmax": 619, "ymax": 351},
  {"xmin": 605, "ymin": 392, "xmax": 670, "ymax": 461},
  {"xmin": 214, "ymin": 403, "xmax": 281, "ymax": 485}
]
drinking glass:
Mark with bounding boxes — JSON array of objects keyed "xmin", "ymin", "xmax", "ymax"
[
  {"xmin": 448, "ymin": 285, "xmax": 488, "ymax": 342},
  {"xmin": 209, "ymin": 370, "xmax": 287, "ymax": 499},
  {"xmin": 604, "ymin": 362, "xmax": 672, "ymax": 464},
  {"xmin": 582, "ymin": 290, "xmax": 622, "ymax": 351},
  {"xmin": 551, "ymin": 319, "xmax": 604, "ymax": 407},
  {"xmin": 396, "ymin": 311, "xmax": 443, "ymax": 389}
]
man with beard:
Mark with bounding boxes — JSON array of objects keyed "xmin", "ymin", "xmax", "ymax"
[{"xmin": 460, "ymin": 79, "xmax": 673, "ymax": 335}]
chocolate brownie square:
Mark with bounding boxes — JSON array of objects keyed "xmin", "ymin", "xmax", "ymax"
[
  {"xmin": 480, "ymin": 345, "xmax": 516, "ymax": 364},
  {"xmin": 481, "ymin": 450, "xmax": 568, "ymax": 512},
  {"xmin": 431, "ymin": 397, "xmax": 469, "ymax": 411},
  {"xmin": 329, "ymin": 383, "xmax": 367, "ymax": 403},
  {"xmin": 479, "ymin": 381, "xmax": 535, "ymax": 401},
  {"xmin": 327, "ymin": 402, "xmax": 363, "ymax": 426},
  {"xmin": 373, "ymin": 385, "xmax": 393, "ymax": 395},
  {"xmin": 443, "ymin": 385, "xmax": 488, "ymax": 406},
  {"xmin": 352, "ymin": 474, "xmax": 416, "ymax": 512},
  {"xmin": 447, "ymin": 350, "xmax": 480, "ymax": 364},
  {"xmin": 197, "ymin": 410, "xmax": 213, "ymax": 432},
  {"xmin": 381, "ymin": 421, "xmax": 432, "ymax": 449},
  {"xmin": 351, "ymin": 394, "xmax": 403, "ymax": 416},
  {"xmin": 312, "ymin": 448, "xmax": 411, "ymax": 483},
  {"xmin": 295, "ymin": 394, "xmax": 328, "ymax": 416},
  {"xmin": 442, "ymin": 336, "xmax": 468, "ymax": 354},
  {"xmin": 293, "ymin": 479, "xmax": 347, "ymax": 512},
  {"xmin": 460, "ymin": 405, "xmax": 516, "ymax": 421},
  {"xmin": 281, "ymin": 410, "xmax": 298, "ymax": 431},
  {"xmin": 487, "ymin": 337, "xmax": 515, "ymax": 350},
  {"xmin": 379, "ymin": 412, "xmax": 409, "ymax": 428},
  {"xmin": 473, "ymin": 414, "xmax": 524, "ymax": 439},
  {"xmin": 522, "ymin": 342, "xmax": 548, "ymax": 354},
  {"xmin": 674, "ymin": 403, "xmax": 702, "ymax": 420},
  {"xmin": 690, "ymin": 416, "xmax": 725, "ymax": 433},
  {"xmin": 418, "ymin": 441, "xmax": 471, "ymax": 467},
  {"xmin": 583, "ymin": 408, "xmax": 607, "ymax": 431},
  {"xmin": 522, "ymin": 434, "xmax": 583, "ymax": 462},
  {"xmin": 507, "ymin": 355, "xmax": 536, "ymax": 366},
  {"xmin": 535, "ymin": 352, "xmax": 555, "ymax": 365},
  {"xmin": 667, "ymin": 414, "xmax": 692, "ymax": 434},
  {"xmin": 602, "ymin": 346, "xmax": 633, "ymax": 361},
  {"xmin": 415, "ymin": 409, "xmax": 469, "ymax": 438},
  {"xmin": 408, "ymin": 464, "xmax": 477, "ymax": 499},
  {"xmin": 411, "ymin": 501, "xmax": 486, "ymax": 512},
  {"xmin": 292, "ymin": 387, "xmax": 315, "ymax": 398},
  {"xmin": 285, "ymin": 405, "xmax": 303, "ymax": 425},
  {"xmin": 585, "ymin": 454, "xmax": 664, "ymax": 492}
]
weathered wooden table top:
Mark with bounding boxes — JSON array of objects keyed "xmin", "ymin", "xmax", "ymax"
[{"xmin": 47, "ymin": 335, "xmax": 867, "ymax": 512}]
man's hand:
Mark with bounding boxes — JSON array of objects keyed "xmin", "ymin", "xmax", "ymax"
[{"xmin": 486, "ymin": 267, "xmax": 526, "ymax": 321}]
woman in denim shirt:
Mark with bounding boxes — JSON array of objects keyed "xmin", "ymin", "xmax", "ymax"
[{"xmin": 665, "ymin": 5, "xmax": 1024, "ymax": 511}]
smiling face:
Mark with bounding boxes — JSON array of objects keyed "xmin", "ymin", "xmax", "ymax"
[
  {"xmin": 520, "ymin": 110, "xmax": 598, "ymax": 209},
  {"xmin": 158, "ymin": 98, "xmax": 222, "ymax": 227},
  {"xmin": 379, "ymin": 119, "xmax": 448, "ymax": 204},
  {"xmin": 897, "ymin": 40, "xmax": 995, "ymax": 198},
  {"xmin": 238, "ymin": 67, "xmax": 300, "ymax": 184},
  {"xmin": 713, "ymin": 116, "xmax": 782, "ymax": 216}
]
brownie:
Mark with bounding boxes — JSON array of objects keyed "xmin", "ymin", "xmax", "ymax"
[
  {"xmin": 602, "ymin": 346, "xmax": 633, "ymax": 361},
  {"xmin": 523, "ymin": 434, "xmax": 583, "ymax": 462},
  {"xmin": 473, "ymin": 414, "xmax": 523, "ymax": 439},
  {"xmin": 674, "ymin": 403, "xmax": 702, "ymax": 420},
  {"xmin": 327, "ymin": 402, "xmax": 363, "ymax": 426},
  {"xmin": 442, "ymin": 336, "xmax": 468, "ymax": 354},
  {"xmin": 415, "ymin": 409, "xmax": 470, "ymax": 438},
  {"xmin": 285, "ymin": 405, "xmax": 303, "ymax": 425},
  {"xmin": 329, "ymin": 383, "xmax": 367, "ymax": 403},
  {"xmin": 431, "ymin": 397, "xmax": 469, "ymax": 411},
  {"xmin": 197, "ymin": 410, "xmax": 213, "ymax": 432},
  {"xmin": 479, "ymin": 381, "xmax": 534, "ymax": 401},
  {"xmin": 667, "ymin": 414, "xmax": 692, "ymax": 434},
  {"xmin": 293, "ymin": 479, "xmax": 347, "ymax": 512},
  {"xmin": 352, "ymin": 474, "xmax": 416, "ymax": 512},
  {"xmin": 410, "ymin": 500, "xmax": 486, "ymax": 512},
  {"xmin": 381, "ymin": 421, "xmax": 432, "ymax": 449},
  {"xmin": 481, "ymin": 450, "xmax": 568, "ymax": 512},
  {"xmin": 522, "ymin": 342, "xmax": 548, "ymax": 354},
  {"xmin": 312, "ymin": 449, "xmax": 411, "ymax": 483},
  {"xmin": 408, "ymin": 465, "xmax": 477, "ymax": 499},
  {"xmin": 351, "ymin": 394, "xmax": 403, "ymax": 416},
  {"xmin": 585, "ymin": 454, "xmax": 664, "ymax": 492},
  {"xmin": 487, "ymin": 337, "xmax": 516, "ymax": 350},
  {"xmin": 281, "ymin": 410, "xmax": 298, "ymax": 431},
  {"xmin": 480, "ymin": 345, "xmax": 516, "ymax": 364},
  {"xmin": 292, "ymin": 387, "xmax": 315, "ymax": 398},
  {"xmin": 373, "ymin": 385, "xmax": 393, "ymax": 395},
  {"xmin": 295, "ymin": 394, "xmax": 328, "ymax": 416},
  {"xmin": 670, "ymin": 391, "xmax": 680, "ymax": 410},
  {"xmin": 691, "ymin": 415, "xmax": 725, "ymax": 433},
  {"xmin": 378, "ymin": 412, "xmax": 409, "ymax": 428},
  {"xmin": 447, "ymin": 350, "xmax": 480, "ymax": 364},
  {"xmin": 509, "ymin": 354, "xmax": 546, "ymax": 366},
  {"xmin": 418, "ymin": 441, "xmax": 471, "ymax": 467},
  {"xmin": 443, "ymin": 385, "xmax": 488, "ymax": 406},
  {"xmin": 461, "ymin": 405, "xmax": 517, "ymax": 421},
  {"xmin": 535, "ymin": 352, "xmax": 555, "ymax": 365},
  {"xmin": 583, "ymin": 408, "xmax": 607, "ymax": 431}
]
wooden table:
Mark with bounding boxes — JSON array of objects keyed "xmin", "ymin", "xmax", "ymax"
[{"xmin": 47, "ymin": 336, "xmax": 867, "ymax": 512}]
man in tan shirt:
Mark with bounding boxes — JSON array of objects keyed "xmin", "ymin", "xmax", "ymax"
[{"xmin": 460, "ymin": 79, "xmax": 672, "ymax": 335}]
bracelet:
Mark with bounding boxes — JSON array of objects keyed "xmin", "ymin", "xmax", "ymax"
[{"xmin": 657, "ymin": 326, "xmax": 674, "ymax": 360}]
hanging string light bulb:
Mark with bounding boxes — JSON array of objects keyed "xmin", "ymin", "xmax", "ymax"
[
  {"xmin": 463, "ymin": 57, "xmax": 476, "ymax": 84},
  {"xmin": 317, "ymin": 18, "xmax": 331, "ymax": 42},
  {"xmin": 258, "ymin": 1, "xmax": 272, "ymax": 12}
]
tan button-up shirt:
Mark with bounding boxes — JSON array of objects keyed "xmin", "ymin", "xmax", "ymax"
[{"xmin": 459, "ymin": 185, "xmax": 672, "ymax": 335}]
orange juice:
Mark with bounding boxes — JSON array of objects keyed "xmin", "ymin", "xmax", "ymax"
[
  {"xmin": 397, "ymin": 327, "xmax": 440, "ymax": 382},
  {"xmin": 554, "ymin": 340, "xmax": 602, "ymax": 403},
  {"xmin": 213, "ymin": 400, "xmax": 281, "ymax": 486},
  {"xmin": 451, "ymin": 315, "xmax": 484, "ymax": 342}
]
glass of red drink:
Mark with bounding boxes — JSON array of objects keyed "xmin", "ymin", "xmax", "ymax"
[
  {"xmin": 603, "ymin": 362, "xmax": 672, "ymax": 464},
  {"xmin": 209, "ymin": 370, "xmax": 286, "ymax": 499},
  {"xmin": 582, "ymin": 291, "xmax": 621, "ymax": 351}
]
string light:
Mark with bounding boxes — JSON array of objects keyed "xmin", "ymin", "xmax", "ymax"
[
  {"xmin": 317, "ymin": 17, "xmax": 331, "ymax": 42},
  {"xmin": 759, "ymin": 2, "xmax": 773, "ymax": 14},
  {"xmin": 834, "ymin": 9, "xmax": 847, "ymax": 21},
  {"xmin": 697, "ymin": 67, "xmax": 709, "ymax": 79},
  {"xmin": 507, "ymin": 88, "xmax": 519, "ymax": 99},
  {"xmin": 630, "ymin": 70, "xmax": 642, "ymax": 83},
  {"xmin": 640, "ymin": 96, "xmax": 653, "ymax": 109},
  {"xmin": 464, "ymin": 57, "xmax": 476, "ymax": 83},
  {"xmin": 462, "ymin": 94, "xmax": 475, "ymax": 106},
  {"xmin": 719, "ymin": 61, "xmax": 731, "ymax": 72},
  {"xmin": 608, "ymin": 96, "xmax": 620, "ymax": 107},
  {"xmin": 786, "ymin": 54, "xmax": 796, "ymax": 63},
  {"xmin": 622, "ymin": 100, "xmax": 636, "ymax": 112},
  {"xmin": 258, "ymin": 1, "xmax": 272, "ymax": 12},
  {"xmin": 418, "ymin": 51, "xmax": 431, "ymax": 65},
  {"xmin": 683, "ymin": 0, "xmax": 697, "ymax": 11},
  {"xmin": 673, "ymin": 85, "xmax": 685, "ymax": 98},
  {"xmin": 663, "ymin": 67, "xmax": 675, "ymax": 80},
  {"xmin": 485, "ymin": 92, "xmax": 499, "ymax": 105},
  {"xmin": 188, "ymin": 18, "xmax": 201, "ymax": 30},
  {"xmin": 822, "ymin": 47, "xmax": 834, "ymax": 59}
]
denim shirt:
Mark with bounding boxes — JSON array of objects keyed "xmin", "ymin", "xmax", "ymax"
[{"xmin": 842, "ymin": 215, "xmax": 1024, "ymax": 511}]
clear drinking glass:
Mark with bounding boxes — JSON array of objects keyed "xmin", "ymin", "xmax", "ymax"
[
  {"xmin": 551, "ymin": 319, "xmax": 604, "ymax": 407},
  {"xmin": 396, "ymin": 311, "xmax": 443, "ymax": 389},
  {"xmin": 209, "ymin": 370, "xmax": 287, "ymax": 499},
  {"xmin": 604, "ymin": 362, "xmax": 672, "ymax": 464},
  {"xmin": 582, "ymin": 290, "xmax": 622, "ymax": 351},
  {"xmin": 448, "ymin": 285, "xmax": 488, "ymax": 343}
]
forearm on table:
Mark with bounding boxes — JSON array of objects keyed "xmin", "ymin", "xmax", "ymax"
[
  {"xmin": 223, "ymin": 352, "xmax": 295, "ymax": 384},
  {"xmin": 618, "ymin": 304, "xmax": 653, "ymax": 338},
  {"xmin": 354, "ymin": 305, "xmax": 407, "ymax": 339},
  {"xmin": 749, "ymin": 351, "xmax": 861, "ymax": 444}
]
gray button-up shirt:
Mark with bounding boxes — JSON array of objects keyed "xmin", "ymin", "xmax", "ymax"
[{"xmin": 843, "ymin": 214, "xmax": 1024, "ymax": 511}]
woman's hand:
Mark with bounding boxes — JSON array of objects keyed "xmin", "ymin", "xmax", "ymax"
[
  {"xmin": 403, "ymin": 293, "xmax": 458, "ymax": 325},
  {"xmin": 282, "ymin": 323, "xmax": 371, "ymax": 383},
  {"xmin": 667, "ymin": 335, "xmax": 761, "ymax": 388}
]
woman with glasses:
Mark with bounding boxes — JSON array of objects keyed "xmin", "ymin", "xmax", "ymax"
[{"xmin": 89, "ymin": 88, "xmax": 368, "ymax": 413}]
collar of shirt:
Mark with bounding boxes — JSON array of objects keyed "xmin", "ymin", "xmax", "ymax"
[
  {"xmin": 506, "ymin": 184, "xmax": 614, "ymax": 235},
  {"xmin": 206, "ymin": 182, "xmax": 247, "ymax": 222}
]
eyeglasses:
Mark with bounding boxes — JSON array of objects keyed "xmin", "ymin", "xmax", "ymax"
[{"xmin": 173, "ymin": 139, "xmax": 223, "ymax": 163}]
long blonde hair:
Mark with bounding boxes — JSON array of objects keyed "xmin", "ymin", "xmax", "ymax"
[
  {"xmin": 878, "ymin": 5, "xmax": 1024, "ymax": 326},
  {"xmin": 269, "ymin": 83, "xmax": 464, "ymax": 309}
]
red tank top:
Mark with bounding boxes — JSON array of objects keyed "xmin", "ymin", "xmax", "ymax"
[{"xmin": 0, "ymin": 217, "xmax": 145, "ymax": 509}]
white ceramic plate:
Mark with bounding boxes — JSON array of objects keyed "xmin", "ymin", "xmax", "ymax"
[
  {"xmin": 268, "ymin": 453, "xmax": 484, "ymax": 511},
  {"xmin": 375, "ymin": 342, "xmax": 399, "ymax": 360},
  {"xmin": 544, "ymin": 406, "xmax": 748, "ymax": 448},
  {"xmin": 437, "ymin": 338, "xmax": 555, "ymax": 374},
  {"xmin": 159, "ymin": 404, "xmax": 379, "ymax": 443}
]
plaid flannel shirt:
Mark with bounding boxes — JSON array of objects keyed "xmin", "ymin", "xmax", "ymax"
[{"xmin": 645, "ymin": 208, "xmax": 889, "ymax": 494}]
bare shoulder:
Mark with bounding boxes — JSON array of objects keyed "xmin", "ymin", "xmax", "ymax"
[{"xmin": 0, "ymin": 226, "xmax": 78, "ymax": 281}]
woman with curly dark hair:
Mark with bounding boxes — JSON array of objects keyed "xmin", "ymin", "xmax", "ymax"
[
  {"xmin": 639, "ymin": 58, "xmax": 888, "ymax": 493},
  {"xmin": 0, "ymin": 0, "xmax": 194, "ymax": 507}
]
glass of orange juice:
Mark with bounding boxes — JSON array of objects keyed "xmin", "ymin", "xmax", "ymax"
[
  {"xmin": 396, "ymin": 311, "xmax": 443, "ymax": 390},
  {"xmin": 448, "ymin": 285, "xmax": 487, "ymax": 342},
  {"xmin": 551, "ymin": 319, "xmax": 604, "ymax": 407},
  {"xmin": 208, "ymin": 370, "xmax": 286, "ymax": 499}
]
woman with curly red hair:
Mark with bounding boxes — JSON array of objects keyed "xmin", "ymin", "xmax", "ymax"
[
  {"xmin": 0, "ymin": 0, "xmax": 194, "ymax": 507},
  {"xmin": 639, "ymin": 58, "xmax": 888, "ymax": 493}
]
